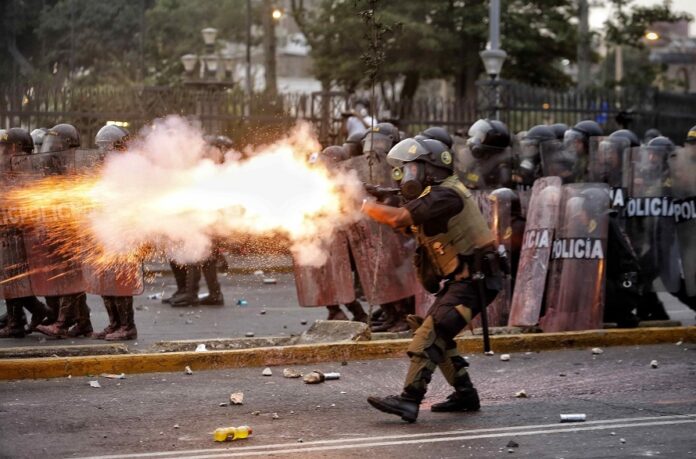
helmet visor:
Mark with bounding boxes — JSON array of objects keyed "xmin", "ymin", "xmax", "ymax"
[
  {"xmin": 467, "ymin": 119, "xmax": 492, "ymax": 143},
  {"xmin": 362, "ymin": 132, "xmax": 392, "ymax": 156},
  {"xmin": 41, "ymin": 132, "xmax": 69, "ymax": 153},
  {"xmin": 386, "ymin": 138, "xmax": 429, "ymax": 167}
]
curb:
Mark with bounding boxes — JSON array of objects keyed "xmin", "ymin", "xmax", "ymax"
[{"xmin": 1, "ymin": 326, "xmax": 693, "ymax": 380}]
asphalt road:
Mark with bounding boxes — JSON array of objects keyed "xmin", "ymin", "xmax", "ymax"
[
  {"xmin": 1, "ymin": 271, "xmax": 694, "ymax": 350},
  {"xmin": 1, "ymin": 343, "xmax": 695, "ymax": 458}
]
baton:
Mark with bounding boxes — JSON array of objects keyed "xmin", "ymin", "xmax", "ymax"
[{"xmin": 473, "ymin": 249, "xmax": 491, "ymax": 354}]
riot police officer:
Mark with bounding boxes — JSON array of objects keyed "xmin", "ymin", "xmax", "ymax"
[
  {"xmin": 460, "ymin": 119, "xmax": 513, "ymax": 189},
  {"xmin": 516, "ymin": 124, "xmax": 556, "ymax": 186},
  {"xmin": 561, "ymin": 120, "xmax": 603, "ymax": 183},
  {"xmin": 0, "ymin": 128, "xmax": 54, "ymax": 338},
  {"xmin": 90, "ymin": 124, "xmax": 140, "ymax": 340},
  {"xmin": 362, "ymin": 136, "xmax": 502, "ymax": 423}
]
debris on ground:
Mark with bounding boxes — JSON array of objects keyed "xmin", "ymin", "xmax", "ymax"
[
  {"xmin": 506, "ymin": 440, "xmax": 519, "ymax": 448},
  {"xmin": 500, "ymin": 354, "xmax": 511, "ymax": 361},
  {"xmin": 184, "ymin": 366, "xmax": 193, "ymax": 375},
  {"xmin": 303, "ymin": 371, "xmax": 340, "ymax": 384},
  {"xmin": 620, "ymin": 438, "xmax": 626, "ymax": 444},
  {"xmin": 650, "ymin": 360, "xmax": 659, "ymax": 369},
  {"xmin": 283, "ymin": 368, "xmax": 302, "ymax": 378},
  {"xmin": 185, "ymin": 319, "xmax": 193, "ymax": 325},
  {"xmin": 147, "ymin": 293, "xmax": 162, "ymax": 300},
  {"xmin": 219, "ymin": 403, "xmax": 228, "ymax": 407},
  {"xmin": 229, "ymin": 392, "xmax": 244, "ymax": 405},
  {"xmin": 676, "ymin": 340, "xmax": 683, "ymax": 346},
  {"xmin": 173, "ymin": 424, "xmax": 179, "ymax": 429},
  {"xmin": 245, "ymin": 332, "xmax": 255, "ymax": 337},
  {"xmin": 272, "ymin": 413, "xmax": 280, "ymax": 420},
  {"xmin": 263, "ymin": 278, "xmax": 277, "ymax": 284},
  {"xmin": 251, "ymin": 411, "xmax": 261, "ymax": 415},
  {"xmin": 100, "ymin": 373, "xmax": 126, "ymax": 379},
  {"xmin": 253, "ymin": 270, "xmax": 264, "ymax": 276},
  {"xmin": 297, "ymin": 439, "xmax": 304, "ymax": 443},
  {"xmin": 514, "ymin": 390, "xmax": 527, "ymax": 398},
  {"xmin": 300, "ymin": 320, "xmax": 308, "ymax": 325},
  {"xmin": 237, "ymin": 299, "xmax": 248, "ymax": 306},
  {"xmin": 560, "ymin": 413, "xmax": 586, "ymax": 422},
  {"xmin": 262, "ymin": 367, "xmax": 273, "ymax": 376},
  {"xmin": 89, "ymin": 381, "xmax": 101, "ymax": 388},
  {"xmin": 195, "ymin": 344, "xmax": 207, "ymax": 352},
  {"xmin": 260, "ymin": 310, "xmax": 267, "ymax": 315},
  {"xmin": 485, "ymin": 350, "xmax": 495, "ymax": 356},
  {"xmin": 591, "ymin": 347, "xmax": 603, "ymax": 355}
]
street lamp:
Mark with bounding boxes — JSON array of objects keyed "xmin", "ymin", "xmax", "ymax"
[
  {"xmin": 181, "ymin": 27, "xmax": 234, "ymax": 89},
  {"xmin": 480, "ymin": 48, "xmax": 507, "ymax": 79},
  {"xmin": 479, "ymin": 0, "xmax": 507, "ymax": 121},
  {"xmin": 645, "ymin": 31, "xmax": 660, "ymax": 41},
  {"xmin": 181, "ymin": 54, "xmax": 198, "ymax": 74}
]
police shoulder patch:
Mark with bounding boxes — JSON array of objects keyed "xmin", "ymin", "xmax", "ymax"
[{"xmin": 419, "ymin": 186, "xmax": 432, "ymax": 198}]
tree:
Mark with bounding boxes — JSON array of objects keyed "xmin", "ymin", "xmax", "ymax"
[
  {"xmin": 600, "ymin": 0, "xmax": 692, "ymax": 89},
  {"xmin": 292, "ymin": 0, "xmax": 579, "ymax": 101}
]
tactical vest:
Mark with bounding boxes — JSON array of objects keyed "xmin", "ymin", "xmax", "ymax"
[{"xmin": 412, "ymin": 175, "xmax": 495, "ymax": 278}]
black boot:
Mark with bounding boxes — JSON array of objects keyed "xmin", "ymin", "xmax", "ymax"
[
  {"xmin": 431, "ymin": 372, "xmax": 481, "ymax": 413},
  {"xmin": 367, "ymin": 394, "xmax": 420, "ymax": 423},
  {"xmin": 67, "ymin": 293, "xmax": 93, "ymax": 338},
  {"xmin": 199, "ymin": 257, "xmax": 224, "ymax": 305},
  {"xmin": 23, "ymin": 296, "xmax": 52, "ymax": 333},
  {"xmin": 371, "ymin": 303, "xmax": 397, "ymax": 332},
  {"xmin": 0, "ymin": 300, "xmax": 27, "ymax": 338},
  {"xmin": 170, "ymin": 265, "xmax": 200, "ymax": 307},
  {"xmin": 163, "ymin": 261, "xmax": 187, "ymax": 304},
  {"xmin": 345, "ymin": 300, "xmax": 368, "ymax": 323},
  {"xmin": 326, "ymin": 305, "xmax": 349, "ymax": 321}
]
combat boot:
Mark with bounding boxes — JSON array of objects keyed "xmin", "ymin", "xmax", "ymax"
[
  {"xmin": 67, "ymin": 294, "xmax": 93, "ymax": 338},
  {"xmin": 0, "ymin": 301, "xmax": 27, "ymax": 338},
  {"xmin": 24, "ymin": 296, "xmax": 53, "ymax": 333},
  {"xmin": 199, "ymin": 257, "xmax": 224, "ymax": 305},
  {"xmin": 0, "ymin": 312, "xmax": 7, "ymax": 328},
  {"xmin": 92, "ymin": 296, "xmax": 121, "ymax": 339},
  {"xmin": 345, "ymin": 300, "xmax": 368, "ymax": 323},
  {"xmin": 105, "ymin": 297, "xmax": 137, "ymax": 341},
  {"xmin": 371, "ymin": 303, "xmax": 397, "ymax": 332},
  {"xmin": 36, "ymin": 295, "xmax": 78, "ymax": 338},
  {"xmin": 367, "ymin": 394, "xmax": 420, "ymax": 423},
  {"xmin": 326, "ymin": 305, "xmax": 349, "ymax": 321},
  {"xmin": 430, "ymin": 388, "xmax": 481, "ymax": 412},
  {"xmin": 170, "ymin": 265, "xmax": 200, "ymax": 307},
  {"xmin": 162, "ymin": 261, "xmax": 187, "ymax": 304}
]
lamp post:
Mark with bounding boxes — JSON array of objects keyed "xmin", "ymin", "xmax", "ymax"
[
  {"xmin": 180, "ymin": 27, "xmax": 235, "ymax": 89},
  {"xmin": 479, "ymin": 0, "xmax": 507, "ymax": 120}
]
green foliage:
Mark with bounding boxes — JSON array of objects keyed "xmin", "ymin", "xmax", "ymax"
[{"xmin": 604, "ymin": 0, "xmax": 692, "ymax": 47}]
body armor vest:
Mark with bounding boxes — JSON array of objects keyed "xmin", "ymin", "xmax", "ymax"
[{"xmin": 412, "ymin": 175, "xmax": 495, "ymax": 278}]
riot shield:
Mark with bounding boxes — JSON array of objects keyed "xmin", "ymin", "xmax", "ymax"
[
  {"xmin": 471, "ymin": 188, "xmax": 513, "ymax": 327},
  {"xmin": 0, "ymin": 154, "xmax": 34, "ymax": 300},
  {"xmin": 669, "ymin": 146, "xmax": 696, "ymax": 296},
  {"xmin": 346, "ymin": 219, "xmax": 418, "ymax": 305},
  {"xmin": 83, "ymin": 263, "xmax": 144, "ymax": 297},
  {"xmin": 456, "ymin": 146, "xmax": 514, "ymax": 191},
  {"xmin": 74, "ymin": 149, "xmax": 104, "ymax": 172},
  {"xmin": 540, "ymin": 139, "xmax": 579, "ymax": 184},
  {"xmin": 540, "ymin": 184, "xmax": 610, "ymax": 332},
  {"xmin": 11, "ymin": 148, "xmax": 86, "ymax": 296},
  {"xmin": 623, "ymin": 146, "xmax": 680, "ymax": 292},
  {"xmin": 508, "ymin": 177, "xmax": 562, "ymax": 327},
  {"xmin": 588, "ymin": 136, "xmax": 630, "ymax": 191},
  {"xmin": 293, "ymin": 230, "xmax": 356, "ymax": 307},
  {"xmin": 340, "ymin": 151, "xmax": 393, "ymax": 186}
]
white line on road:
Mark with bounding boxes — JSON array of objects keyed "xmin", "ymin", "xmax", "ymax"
[{"xmin": 77, "ymin": 413, "xmax": 696, "ymax": 459}]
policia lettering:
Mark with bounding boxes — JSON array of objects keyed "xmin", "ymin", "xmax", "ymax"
[
  {"xmin": 673, "ymin": 197, "xmax": 696, "ymax": 223},
  {"xmin": 610, "ymin": 187, "xmax": 675, "ymax": 218},
  {"xmin": 551, "ymin": 238, "xmax": 605, "ymax": 260}
]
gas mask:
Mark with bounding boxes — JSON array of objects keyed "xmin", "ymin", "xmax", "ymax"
[{"xmin": 399, "ymin": 162, "xmax": 426, "ymax": 200}]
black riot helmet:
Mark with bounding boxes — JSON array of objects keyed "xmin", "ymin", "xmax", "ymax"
[
  {"xmin": 525, "ymin": 125, "xmax": 556, "ymax": 143},
  {"xmin": 343, "ymin": 130, "xmax": 364, "ymax": 157},
  {"xmin": 30, "ymin": 128, "xmax": 48, "ymax": 153},
  {"xmin": 563, "ymin": 119, "xmax": 603, "ymax": 155},
  {"xmin": 467, "ymin": 119, "xmax": 511, "ymax": 159},
  {"xmin": 41, "ymin": 123, "xmax": 80, "ymax": 153},
  {"xmin": 320, "ymin": 145, "xmax": 349, "ymax": 164},
  {"xmin": 645, "ymin": 136, "xmax": 675, "ymax": 171},
  {"xmin": 643, "ymin": 128, "xmax": 661, "ymax": 144},
  {"xmin": 422, "ymin": 126, "xmax": 453, "ymax": 148},
  {"xmin": 609, "ymin": 129, "xmax": 640, "ymax": 148},
  {"xmin": 207, "ymin": 135, "xmax": 233, "ymax": 151},
  {"xmin": 95, "ymin": 124, "xmax": 130, "ymax": 152},
  {"xmin": 685, "ymin": 125, "xmax": 696, "ymax": 144},
  {"xmin": 1, "ymin": 128, "xmax": 34, "ymax": 154},
  {"xmin": 518, "ymin": 125, "xmax": 555, "ymax": 181},
  {"xmin": 550, "ymin": 123, "xmax": 569, "ymax": 141},
  {"xmin": 387, "ymin": 137, "xmax": 454, "ymax": 200},
  {"xmin": 362, "ymin": 123, "xmax": 399, "ymax": 156}
]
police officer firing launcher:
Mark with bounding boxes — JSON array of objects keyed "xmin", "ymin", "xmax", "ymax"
[{"xmin": 361, "ymin": 135, "xmax": 504, "ymax": 423}]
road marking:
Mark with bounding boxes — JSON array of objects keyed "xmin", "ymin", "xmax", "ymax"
[{"xmin": 78, "ymin": 413, "xmax": 696, "ymax": 459}]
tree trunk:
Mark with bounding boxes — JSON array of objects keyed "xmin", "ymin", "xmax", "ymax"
[
  {"xmin": 398, "ymin": 71, "xmax": 420, "ymax": 119},
  {"xmin": 262, "ymin": 0, "xmax": 277, "ymax": 96}
]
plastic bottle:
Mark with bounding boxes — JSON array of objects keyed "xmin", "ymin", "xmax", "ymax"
[{"xmin": 213, "ymin": 426, "xmax": 253, "ymax": 442}]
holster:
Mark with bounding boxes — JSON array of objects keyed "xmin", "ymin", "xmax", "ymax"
[
  {"xmin": 415, "ymin": 245, "xmax": 441, "ymax": 294},
  {"xmin": 473, "ymin": 247, "xmax": 503, "ymax": 291}
]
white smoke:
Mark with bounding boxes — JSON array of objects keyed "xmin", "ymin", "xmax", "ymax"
[{"xmin": 87, "ymin": 116, "xmax": 364, "ymax": 266}]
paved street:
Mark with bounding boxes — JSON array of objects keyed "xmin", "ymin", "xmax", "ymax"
[
  {"xmin": 1, "ymin": 344, "xmax": 695, "ymax": 458},
  {"xmin": 1, "ymin": 266, "xmax": 694, "ymax": 351}
]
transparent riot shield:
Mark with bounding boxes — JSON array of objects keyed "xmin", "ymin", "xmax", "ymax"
[
  {"xmin": 0, "ymin": 156, "xmax": 34, "ymax": 299},
  {"xmin": 540, "ymin": 183, "xmax": 610, "ymax": 332},
  {"xmin": 83, "ymin": 263, "xmax": 144, "ymax": 297},
  {"xmin": 508, "ymin": 177, "xmax": 562, "ymax": 327},
  {"xmin": 588, "ymin": 136, "xmax": 630, "ymax": 190},
  {"xmin": 293, "ymin": 230, "xmax": 356, "ymax": 307},
  {"xmin": 11, "ymin": 148, "xmax": 86, "ymax": 296},
  {"xmin": 540, "ymin": 139, "xmax": 578, "ymax": 184},
  {"xmin": 347, "ymin": 219, "xmax": 418, "ymax": 305},
  {"xmin": 340, "ymin": 148, "xmax": 393, "ymax": 186},
  {"xmin": 669, "ymin": 146, "xmax": 696, "ymax": 296},
  {"xmin": 455, "ymin": 146, "xmax": 514, "ymax": 191},
  {"xmin": 471, "ymin": 188, "xmax": 514, "ymax": 328},
  {"xmin": 623, "ymin": 146, "xmax": 680, "ymax": 292}
]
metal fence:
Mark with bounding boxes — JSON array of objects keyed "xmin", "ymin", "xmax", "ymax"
[{"xmin": 2, "ymin": 82, "xmax": 695, "ymax": 147}]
